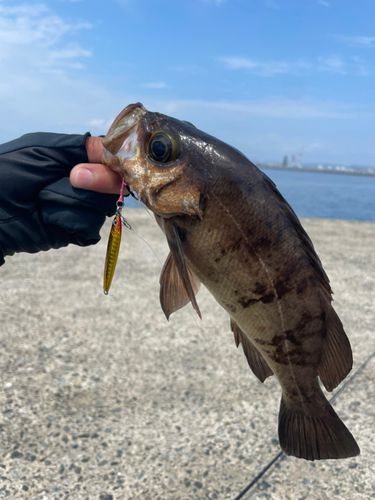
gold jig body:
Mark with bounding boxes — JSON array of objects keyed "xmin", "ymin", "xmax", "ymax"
[{"xmin": 103, "ymin": 215, "xmax": 122, "ymax": 294}]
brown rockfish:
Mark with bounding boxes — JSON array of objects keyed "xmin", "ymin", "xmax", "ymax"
[{"xmin": 102, "ymin": 102, "xmax": 359, "ymax": 461}]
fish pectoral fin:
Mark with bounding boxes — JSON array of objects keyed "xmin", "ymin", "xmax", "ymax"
[
  {"xmin": 278, "ymin": 393, "xmax": 360, "ymax": 461},
  {"xmin": 319, "ymin": 301, "xmax": 353, "ymax": 391},
  {"xmin": 160, "ymin": 252, "xmax": 201, "ymax": 320},
  {"xmin": 230, "ymin": 319, "xmax": 273, "ymax": 383},
  {"xmin": 163, "ymin": 224, "xmax": 202, "ymax": 319}
]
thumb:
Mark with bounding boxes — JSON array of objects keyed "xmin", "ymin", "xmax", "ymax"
[{"xmin": 70, "ymin": 163, "xmax": 123, "ymax": 194}]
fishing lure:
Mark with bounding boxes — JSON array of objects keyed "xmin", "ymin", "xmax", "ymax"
[{"xmin": 103, "ymin": 179, "xmax": 131, "ymax": 294}]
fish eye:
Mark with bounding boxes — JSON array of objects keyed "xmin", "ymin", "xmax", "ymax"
[{"xmin": 147, "ymin": 131, "xmax": 179, "ymax": 163}]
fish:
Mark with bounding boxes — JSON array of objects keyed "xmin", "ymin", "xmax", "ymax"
[{"xmin": 101, "ymin": 102, "xmax": 360, "ymax": 461}]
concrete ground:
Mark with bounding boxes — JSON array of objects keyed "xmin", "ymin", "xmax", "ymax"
[{"xmin": 0, "ymin": 209, "xmax": 374, "ymax": 500}]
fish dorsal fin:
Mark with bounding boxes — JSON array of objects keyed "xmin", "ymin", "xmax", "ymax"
[
  {"xmin": 230, "ymin": 319, "xmax": 273, "ymax": 383},
  {"xmin": 262, "ymin": 174, "xmax": 332, "ymax": 296},
  {"xmin": 163, "ymin": 223, "xmax": 202, "ymax": 320},
  {"xmin": 318, "ymin": 300, "xmax": 353, "ymax": 391},
  {"xmin": 160, "ymin": 252, "xmax": 201, "ymax": 320}
]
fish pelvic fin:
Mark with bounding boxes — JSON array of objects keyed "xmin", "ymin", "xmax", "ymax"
[
  {"xmin": 278, "ymin": 394, "xmax": 360, "ymax": 461},
  {"xmin": 319, "ymin": 303, "xmax": 353, "ymax": 392},
  {"xmin": 163, "ymin": 224, "xmax": 202, "ymax": 319},
  {"xmin": 160, "ymin": 251, "xmax": 201, "ymax": 320},
  {"xmin": 230, "ymin": 319, "xmax": 273, "ymax": 383}
]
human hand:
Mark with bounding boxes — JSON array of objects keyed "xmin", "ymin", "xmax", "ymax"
[
  {"xmin": 0, "ymin": 132, "xmax": 119, "ymax": 265},
  {"xmin": 70, "ymin": 136, "xmax": 128, "ymax": 196}
]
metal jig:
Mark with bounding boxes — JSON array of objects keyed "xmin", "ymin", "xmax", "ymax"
[{"xmin": 103, "ymin": 179, "xmax": 132, "ymax": 294}]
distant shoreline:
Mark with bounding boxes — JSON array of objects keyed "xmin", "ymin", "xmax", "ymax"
[{"xmin": 257, "ymin": 164, "xmax": 375, "ymax": 177}]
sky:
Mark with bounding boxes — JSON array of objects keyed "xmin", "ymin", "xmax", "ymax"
[{"xmin": 1, "ymin": 0, "xmax": 375, "ymax": 166}]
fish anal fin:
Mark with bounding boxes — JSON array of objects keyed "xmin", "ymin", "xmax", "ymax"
[
  {"xmin": 164, "ymin": 223, "xmax": 202, "ymax": 319},
  {"xmin": 278, "ymin": 395, "xmax": 360, "ymax": 460},
  {"xmin": 230, "ymin": 319, "xmax": 273, "ymax": 383},
  {"xmin": 160, "ymin": 252, "xmax": 201, "ymax": 320},
  {"xmin": 319, "ymin": 304, "xmax": 353, "ymax": 392}
]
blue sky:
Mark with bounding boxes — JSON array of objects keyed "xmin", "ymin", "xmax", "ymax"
[{"xmin": 1, "ymin": 0, "xmax": 375, "ymax": 166}]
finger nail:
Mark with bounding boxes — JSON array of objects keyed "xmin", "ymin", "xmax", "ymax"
[{"xmin": 74, "ymin": 168, "xmax": 94, "ymax": 189}]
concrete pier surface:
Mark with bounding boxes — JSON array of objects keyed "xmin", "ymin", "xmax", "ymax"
[{"xmin": 0, "ymin": 209, "xmax": 374, "ymax": 500}]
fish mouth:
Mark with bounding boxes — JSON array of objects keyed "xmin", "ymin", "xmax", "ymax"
[{"xmin": 102, "ymin": 102, "xmax": 147, "ymax": 183}]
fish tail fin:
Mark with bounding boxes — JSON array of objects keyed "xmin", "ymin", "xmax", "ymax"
[{"xmin": 278, "ymin": 394, "xmax": 360, "ymax": 461}]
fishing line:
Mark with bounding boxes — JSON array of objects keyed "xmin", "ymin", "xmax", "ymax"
[
  {"xmin": 232, "ymin": 349, "xmax": 375, "ymax": 500},
  {"xmin": 123, "ymin": 188, "xmax": 163, "ymax": 264},
  {"xmin": 119, "ymin": 184, "xmax": 163, "ymax": 266},
  {"xmin": 136, "ymin": 200, "xmax": 154, "ymax": 217},
  {"xmin": 232, "ymin": 451, "xmax": 284, "ymax": 500},
  {"xmin": 128, "ymin": 189, "xmax": 154, "ymax": 217},
  {"xmin": 128, "ymin": 227, "xmax": 163, "ymax": 267},
  {"xmin": 327, "ymin": 350, "xmax": 375, "ymax": 404}
]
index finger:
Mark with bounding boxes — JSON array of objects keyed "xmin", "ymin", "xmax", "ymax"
[{"xmin": 85, "ymin": 136, "xmax": 103, "ymax": 164}]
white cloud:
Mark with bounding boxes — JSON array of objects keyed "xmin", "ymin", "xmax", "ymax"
[
  {"xmin": 144, "ymin": 97, "xmax": 375, "ymax": 164},
  {"xmin": 150, "ymin": 97, "xmax": 369, "ymax": 121},
  {"xmin": 141, "ymin": 82, "xmax": 169, "ymax": 89},
  {"xmin": 0, "ymin": 3, "xmax": 372, "ymax": 166},
  {"xmin": 219, "ymin": 54, "xmax": 370, "ymax": 77},
  {"xmin": 0, "ymin": 4, "xmax": 91, "ymax": 47},
  {"xmin": 86, "ymin": 119, "xmax": 107, "ymax": 128},
  {"xmin": 240, "ymin": 132, "xmax": 323, "ymax": 156},
  {"xmin": 317, "ymin": 55, "xmax": 346, "ymax": 74},
  {"xmin": 218, "ymin": 57, "xmax": 311, "ymax": 77},
  {"xmin": 351, "ymin": 56, "xmax": 371, "ymax": 76},
  {"xmin": 334, "ymin": 35, "xmax": 375, "ymax": 48},
  {"xmin": 0, "ymin": 2, "xmax": 92, "ymax": 75},
  {"xmin": 0, "ymin": 2, "xmax": 126, "ymax": 139},
  {"xmin": 317, "ymin": 0, "xmax": 330, "ymax": 7},
  {"xmin": 86, "ymin": 118, "xmax": 113, "ymax": 129}
]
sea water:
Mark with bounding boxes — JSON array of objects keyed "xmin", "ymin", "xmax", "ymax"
[
  {"xmin": 124, "ymin": 169, "xmax": 375, "ymax": 222},
  {"xmin": 261, "ymin": 169, "xmax": 375, "ymax": 222}
]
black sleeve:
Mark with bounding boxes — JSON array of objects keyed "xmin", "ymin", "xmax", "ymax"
[{"xmin": 0, "ymin": 132, "xmax": 118, "ymax": 266}]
